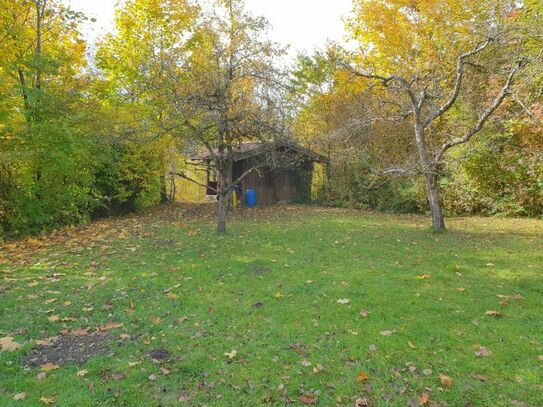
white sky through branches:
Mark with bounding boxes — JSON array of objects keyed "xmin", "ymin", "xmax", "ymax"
[{"xmin": 65, "ymin": 0, "xmax": 352, "ymax": 58}]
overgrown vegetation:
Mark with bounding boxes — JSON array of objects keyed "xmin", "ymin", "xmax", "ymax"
[
  {"xmin": 1, "ymin": 0, "xmax": 542, "ymax": 237},
  {"xmin": 0, "ymin": 205, "xmax": 541, "ymax": 405}
]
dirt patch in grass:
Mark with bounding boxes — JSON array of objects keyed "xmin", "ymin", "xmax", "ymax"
[
  {"xmin": 147, "ymin": 348, "xmax": 171, "ymax": 362},
  {"xmin": 250, "ymin": 266, "xmax": 273, "ymax": 275},
  {"xmin": 24, "ymin": 332, "xmax": 114, "ymax": 368}
]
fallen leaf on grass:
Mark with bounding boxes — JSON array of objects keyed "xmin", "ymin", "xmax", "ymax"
[
  {"xmin": 36, "ymin": 336, "xmax": 58, "ymax": 346},
  {"xmin": 224, "ymin": 350, "xmax": 237, "ymax": 359},
  {"xmin": 407, "ymin": 341, "xmax": 416, "ymax": 349},
  {"xmin": 13, "ymin": 392, "xmax": 27, "ymax": 401},
  {"xmin": 148, "ymin": 374, "xmax": 157, "ymax": 381},
  {"xmin": 359, "ymin": 310, "xmax": 369, "ymax": 318},
  {"xmin": 416, "ymin": 274, "xmax": 431, "ymax": 280},
  {"xmin": 39, "ymin": 396, "xmax": 56, "ymax": 405},
  {"xmin": 40, "ymin": 363, "xmax": 60, "ymax": 372},
  {"xmin": 380, "ymin": 330, "xmax": 397, "ymax": 337},
  {"xmin": 300, "ymin": 394, "xmax": 317, "ymax": 405},
  {"xmin": 300, "ymin": 359, "xmax": 312, "ymax": 367},
  {"xmin": 47, "ymin": 315, "xmax": 60, "ymax": 323},
  {"xmin": 0, "ymin": 336, "xmax": 22, "ymax": 352},
  {"xmin": 77, "ymin": 369, "xmax": 88, "ymax": 378},
  {"xmin": 70, "ymin": 328, "xmax": 90, "ymax": 336},
  {"xmin": 472, "ymin": 373, "xmax": 489, "ymax": 382},
  {"xmin": 312, "ymin": 364, "xmax": 324, "ymax": 373},
  {"xmin": 418, "ymin": 392, "xmax": 429, "ymax": 405},
  {"xmin": 337, "ymin": 298, "xmax": 350, "ymax": 304},
  {"xmin": 37, "ymin": 372, "xmax": 46, "ymax": 381},
  {"xmin": 356, "ymin": 372, "xmax": 368, "ymax": 382},
  {"xmin": 274, "ymin": 292, "xmax": 283, "ymax": 300},
  {"xmin": 112, "ymin": 373, "xmax": 125, "ymax": 381},
  {"xmin": 166, "ymin": 292, "xmax": 178, "ymax": 299},
  {"xmin": 538, "ymin": 355, "xmax": 543, "ymax": 361},
  {"xmin": 485, "ymin": 310, "xmax": 503, "ymax": 318},
  {"xmin": 354, "ymin": 397, "xmax": 369, "ymax": 407},
  {"xmin": 149, "ymin": 316, "xmax": 161, "ymax": 325},
  {"xmin": 475, "ymin": 346, "xmax": 492, "ymax": 358},
  {"xmin": 439, "ymin": 373, "xmax": 453, "ymax": 388},
  {"xmin": 457, "ymin": 287, "xmax": 466, "ymax": 292},
  {"xmin": 160, "ymin": 367, "xmax": 171, "ymax": 375},
  {"xmin": 98, "ymin": 322, "xmax": 123, "ymax": 331}
]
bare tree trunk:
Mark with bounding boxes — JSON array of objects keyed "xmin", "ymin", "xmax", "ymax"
[
  {"xmin": 18, "ymin": 68, "xmax": 29, "ymax": 109},
  {"xmin": 217, "ymin": 162, "xmax": 228, "ymax": 234},
  {"xmin": 424, "ymin": 171, "xmax": 445, "ymax": 231},
  {"xmin": 414, "ymin": 122, "xmax": 446, "ymax": 231},
  {"xmin": 217, "ymin": 191, "xmax": 227, "ymax": 233}
]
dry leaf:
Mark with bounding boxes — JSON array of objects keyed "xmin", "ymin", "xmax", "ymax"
[
  {"xmin": 36, "ymin": 336, "xmax": 58, "ymax": 346},
  {"xmin": 354, "ymin": 397, "xmax": 369, "ymax": 407},
  {"xmin": 160, "ymin": 367, "xmax": 171, "ymax": 375},
  {"xmin": 439, "ymin": 373, "xmax": 453, "ymax": 388},
  {"xmin": 457, "ymin": 287, "xmax": 466, "ymax": 292},
  {"xmin": 166, "ymin": 292, "xmax": 178, "ymax": 299},
  {"xmin": 40, "ymin": 363, "xmax": 60, "ymax": 372},
  {"xmin": 37, "ymin": 372, "xmax": 46, "ymax": 381},
  {"xmin": 47, "ymin": 315, "xmax": 60, "ymax": 323},
  {"xmin": 13, "ymin": 392, "xmax": 27, "ymax": 401},
  {"xmin": 224, "ymin": 349, "xmax": 237, "ymax": 359},
  {"xmin": 98, "ymin": 322, "xmax": 123, "ymax": 331},
  {"xmin": 300, "ymin": 394, "xmax": 318, "ymax": 405},
  {"xmin": 70, "ymin": 328, "xmax": 90, "ymax": 336},
  {"xmin": 472, "ymin": 373, "xmax": 489, "ymax": 382},
  {"xmin": 148, "ymin": 374, "xmax": 157, "ymax": 381},
  {"xmin": 485, "ymin": 310, "xmax": 503, "ymax": 318},
  {"xmin": 418, "ymin": 392, "xmax": 429, "ymax": 405},
  {"xmin": 77, "ymin": 369, "xmax": 89, "ymax": 378},
  {"xmin": 357, "ymin": 372, "xmax": 368, "ymax": 382},
  {"xmin": 337, "ymin": 298, "xmax": 350, "ymax": 304},
  {"xmin": 0, "ymin": 336, "xmax": 22, "ymax": 352},
  {"xmin": 39, "ymin": 396, "xmax": 56, "ymax": 405},
  {"xmin": 359, "ymin": 310, "xmax": 369, "ymax": 318},
  {"xmin": 408, "ymin": 341, "xmax": 416, "ymax": 349},
  {"xmin": 380, "ymin": 329, "xmax": 397, "ymax": 337},
  {"xmin": 300, "ymin": 359, "xmax": 312, "ymax": 367},
  {"xmin": 538, "ymin": 355, "xmax": 543, "ymax": 361},
  {"xmin": 416, "ymin": 274, "xmax": 431, "ymax": 280},
  {"xmin": 149, "ymin": 316, "xmax": 161, "ymax": 325},
  {"xmin": 274, "ymin": 292, "xmax": 283, "ymax": 300},
  {"xmin": 475, "ymin": 346, "xmax": 492, "ymax": 358}
]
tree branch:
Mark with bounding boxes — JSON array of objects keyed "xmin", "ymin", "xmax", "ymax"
[
  {"xmin": 437, "ymin": 61, "xmax": 524, "ymax": 162},
  {"xmin": 423, "ymin": 39, "xmax": 493, "ymax": 128}
]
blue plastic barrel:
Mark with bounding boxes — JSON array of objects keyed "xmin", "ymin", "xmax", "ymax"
[{"xmin": 245, "ymin": 189, "xmax": 257, "ymax": 208}]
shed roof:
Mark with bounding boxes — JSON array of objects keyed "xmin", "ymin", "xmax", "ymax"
[{"xmin": 192, "ymin": 141, "xmax": 328, "ymax": 163}]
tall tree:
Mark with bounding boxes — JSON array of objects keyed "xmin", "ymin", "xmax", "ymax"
[
  {"xmin": 342, "ymin": 0, "xmax": 529, "ymax": 230},
  {"xmin": 159, "ymin": 0, "xmax": 288, "ymax": 233}
]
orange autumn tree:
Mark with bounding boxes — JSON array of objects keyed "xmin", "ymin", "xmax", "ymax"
[{"xmin": 342, "ymin": 0, "xmax": 529, "ymax": 230}]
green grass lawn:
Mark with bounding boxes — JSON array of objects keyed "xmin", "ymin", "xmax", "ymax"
[{"xmin": 1, "ymin": 205, "xmax": 542, "ymax": 406}]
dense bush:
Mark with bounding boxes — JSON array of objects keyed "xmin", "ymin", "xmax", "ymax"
[{"xmin": 442, "ymin": 130, "xmax": 543, "ymax": 218}]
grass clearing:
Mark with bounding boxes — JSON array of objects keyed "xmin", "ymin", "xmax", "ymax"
[{"xmin": 0, "ymin": 204, "xmax": 542, "ymax": 406}]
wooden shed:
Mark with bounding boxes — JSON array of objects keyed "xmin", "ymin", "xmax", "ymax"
[{"xmin": 193, "ymin": 141, "xmax": 328, "ymax": 205}]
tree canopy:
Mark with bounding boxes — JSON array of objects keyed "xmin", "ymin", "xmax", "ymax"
[{"xmin": 1, "ymin": 0, "xmax": 542, "ymax": 237}]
